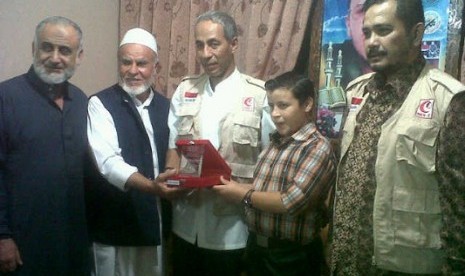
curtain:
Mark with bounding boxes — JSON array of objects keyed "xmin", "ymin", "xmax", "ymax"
[{"xmin": 120, "ymin": 0, "xmax": 312, "ymax": 98}]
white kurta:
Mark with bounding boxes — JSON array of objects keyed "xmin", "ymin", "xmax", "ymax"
[{"xmin": 88, "ymin": 90, "xmax": 164, "ymax": 275}]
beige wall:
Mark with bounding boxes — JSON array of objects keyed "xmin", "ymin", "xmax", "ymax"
[{"xmin": 0, "ymin": 0, "xmax": 119, "ymax": 96}]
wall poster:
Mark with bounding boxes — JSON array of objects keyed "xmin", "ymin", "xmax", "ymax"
[{"xmin": 316, "ymin": 0, "xmax": 450, "ymax": 139}]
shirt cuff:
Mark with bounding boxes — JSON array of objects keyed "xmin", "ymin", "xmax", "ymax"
[{"xmin": 106, "ymin": 163, "xmax": 138, "ymax": 190}]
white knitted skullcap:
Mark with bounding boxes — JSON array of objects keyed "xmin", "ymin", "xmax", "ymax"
[{"xmin": 120, "ymin": 28, "xmax": 158, "ymax": 53}]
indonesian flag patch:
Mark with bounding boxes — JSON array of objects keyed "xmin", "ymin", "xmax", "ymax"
[
  {"xmin": 184, "ymin": 91, "xmax": 198, "ymax": 103},
  {"xmin": 350, "ymin": 97, "xmax": 363, "ymax": 112}
]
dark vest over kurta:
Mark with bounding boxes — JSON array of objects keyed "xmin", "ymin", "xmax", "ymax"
[
  {"xmin": 0, "ymin": 67, "xmax": 90, "ymax": 275},
  {"xmin": 86, "ymin": 85, "xmax": 170, "ymax": 246}
]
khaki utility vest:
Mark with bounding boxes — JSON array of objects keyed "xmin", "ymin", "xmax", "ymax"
[
  {"xmin": 338, "ymin": 66, "xmax": 465, "ymax": 274},
  {"xmin": 174, "ymin": 73, "xmax": 266, "ymax": 181}
]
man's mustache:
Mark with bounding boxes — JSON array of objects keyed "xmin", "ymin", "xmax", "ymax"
[{"xmin": 366, "ymin": 48, "xmax": 386, "ymax": 58}]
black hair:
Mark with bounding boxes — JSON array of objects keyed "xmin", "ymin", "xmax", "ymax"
[
  {"xmin": 363, "ymin": 0, "xmax": 425, "ymax": 31},
  {"xmin": 265, "ymin": 71, "xmax": 314, "ymax": 106}
]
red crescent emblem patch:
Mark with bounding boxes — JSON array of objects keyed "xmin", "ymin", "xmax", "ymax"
[
  {"xmin": 416, "ymin": 99, "xmax": 434, "ymax": 119},
  {"xmin": 242, "ymin": 97, "xmax": 255, "ymax": 112}
]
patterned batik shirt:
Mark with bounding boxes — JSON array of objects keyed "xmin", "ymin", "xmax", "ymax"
[
  {"xmin": 246, "ymin": 122, "xmax": 336, "ymax": 243},
  {"xmin": 437, "ymin": 92, "xmax": 465, "ymax": 275},
  {"xmin": 331, "ymin": 59, "xmax": 425, "ymax": 275}
]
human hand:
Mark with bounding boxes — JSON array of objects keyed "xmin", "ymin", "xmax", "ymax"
[
  {"xmin": 211, "ymin": 176, "xmax": 251, "ymax": 204},
  {"xmin": 153, "ymin": 169, "xmax": 192, "ymax": 200},
  {"xmin": 155, "ymin": 182, "xmax": 193, "ymax": 201},
  {"xmin": 0, "ymin": 238, "xmax": 22, "ymax": 273}
]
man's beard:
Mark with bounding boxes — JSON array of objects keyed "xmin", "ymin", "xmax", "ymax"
[
  {"xmin": 119, "ymin": 78, "xmax": 152, "ymax": 97},
  {"xmin": 33, "ymin": 60, "xmax": 75, "ymax": 84}
]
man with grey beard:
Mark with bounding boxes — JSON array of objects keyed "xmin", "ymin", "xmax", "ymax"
[
  {"xmin": 86, "ymin": 28, "xmax": 187, "ymax": 276},
  {"xmin": 0, "ymin": 16, "xmax": 90, "ymax": 275}
]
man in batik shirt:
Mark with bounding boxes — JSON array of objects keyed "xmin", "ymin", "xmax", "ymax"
[{"xmin": 331, "ymin": 0, "xmax": 465, "ymax": 274}]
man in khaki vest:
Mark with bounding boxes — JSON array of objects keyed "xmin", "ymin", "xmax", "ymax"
[
  {"xmin": 331, "ymin": 0, "xmax": 465, "ymax": 274},
  {"xmin": 165, "ymin": 10, "xmax": 274, "ymax": 276}
]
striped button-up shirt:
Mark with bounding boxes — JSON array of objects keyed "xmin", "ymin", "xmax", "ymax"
[{"xmin": 246, "ymin": 122, "xmax": 336, "ymax": 243}]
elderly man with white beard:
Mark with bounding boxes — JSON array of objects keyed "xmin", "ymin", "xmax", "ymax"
[
  {"xmin": 0, "ymin": 16, "xmax": 90, "ymax": 275},
  {"xmin": 86, "ymin": 28, "xmax": 187, "ymax": 276}
]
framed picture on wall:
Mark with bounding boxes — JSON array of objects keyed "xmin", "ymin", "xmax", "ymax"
[{"xmin": 316, "ymin": 0, "xmax": 450, "ymax": 139}]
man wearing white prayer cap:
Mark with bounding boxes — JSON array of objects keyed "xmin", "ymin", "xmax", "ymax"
[{"xmin": 86, "ymin": 27, "xmax": 187, "ymax": 276}]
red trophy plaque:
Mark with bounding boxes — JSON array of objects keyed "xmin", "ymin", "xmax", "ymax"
[{"xmin": 167, "ymin": 139, "xmax": 231, "ymax": 187}]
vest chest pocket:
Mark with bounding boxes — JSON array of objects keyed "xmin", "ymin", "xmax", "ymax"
[
  {"xmin": 395, "ymin": 120, "xmax": 439, "ymax": 173},
  {"xmin": 392, "ymin": 119, "xmax": 442, "ymax": 249},
  {"xmin": 176, "ymin": 103, "xmax": 200, "ymax": 138},
  {"xmin": 176, "ymin": 116, "xmax": 194, "ymax": 139},
  {"xmin": 232, "ymin": 113, "xmax": 260, "ymax": 147}
]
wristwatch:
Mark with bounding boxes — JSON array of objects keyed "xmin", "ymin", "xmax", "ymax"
[{"xmin": 242, "ymin": 189, "xmax": 255, "ymax": 208}]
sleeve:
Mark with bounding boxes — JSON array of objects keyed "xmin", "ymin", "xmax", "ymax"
[
  {"xmin": 87, "ymin": 96, "xmax": 137, "ymax": 190},
  {"xmin": 437, "ymin": 92, "xmax": 465, "ymax": 274},
  {"xmin": 0, "ymin": 94, "xmax": 11, "ymax": 238},
  {"xmin": 260, "ymin": 95, "xmax": 275, "ymax": 148},
  {"xmin": 167, "ymin": 86, "xmax": 183, "ymax": 149},
  {"xmin": 281, "ymin": 139, "xmax": 336, "ymax": 215}
]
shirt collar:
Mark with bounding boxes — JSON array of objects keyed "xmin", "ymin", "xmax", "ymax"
[
  {"xmin": 205, "ymin": 68, "xmax": 240, "ymax": 96},
  {"xmin": 130, "ymin": 88, "xmax": 154, "ymax": 108},
  {"xmin": 25, "ymin": 66, "xmax": 70, "ymax": 100},
  {"xmin": 365, "ymin": 57, "xmax": 425, "ymax": 99},
  {"xmin": 270, "ymin": 122, "xmax": 317, "ymax": 147}
]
